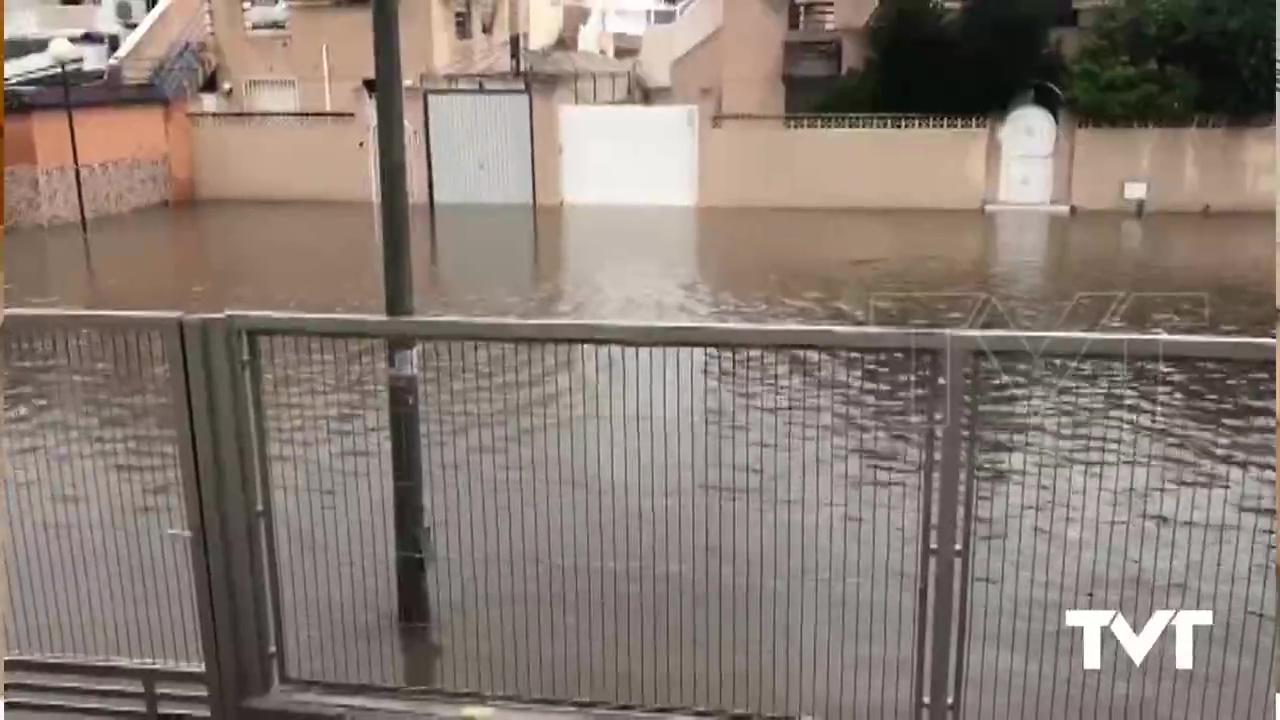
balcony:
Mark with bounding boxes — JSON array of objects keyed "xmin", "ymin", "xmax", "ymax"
[
  {"xmin": 784, "ymin": 1, "xmax": 839, "ymax": 79},
  {"xmin": 787, "ymin": 0, "xmax": 835, "ymax": 40}
]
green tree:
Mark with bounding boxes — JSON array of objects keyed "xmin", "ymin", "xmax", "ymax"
[
  {"xmin": 953, "ymin": 0, "xmax": 1060, "ymax": 111},
  {"xmin": 1065, "ymin": 0, "xmax": 1275, "ymax": 121},
  {"xmin": 1067, "ymin": 46, "xmax": 1196, "ymax": 123},
  {"xmin": 1162, "ymin": 0, "xmax": 1275, "ymax": 116},
  {"xmin": 814, "ymin": 0, "xmax": 1059, "ymax": 115},
  {"xmin": 814, "ymin": 0, "xmax": 958, "ymax": 113},
  {"xmin": 1064, "ymin": 0, "xmax": 1195, "ymax": 122}
]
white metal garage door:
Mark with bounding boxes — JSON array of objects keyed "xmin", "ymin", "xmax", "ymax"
[
  {"xmin": 559, "ymin": 105, "xmax": 699, "ymax": 206},
  {"xmin": 426, "ymin": 90, "xmax": 534, "ymax": 205}
]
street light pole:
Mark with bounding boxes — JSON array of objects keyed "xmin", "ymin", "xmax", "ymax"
[
  {"xmin": 48, "ymin": 39, "xmax": 89, "ymax": 254},
  {"xmin": 371, "ymin": 0, "xmax": 428, "ymax": 628}
]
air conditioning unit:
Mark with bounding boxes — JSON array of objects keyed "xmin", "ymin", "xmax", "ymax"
[{"xmin": 114, "ymin": 0, "xmax": 148, "ymax": 29}]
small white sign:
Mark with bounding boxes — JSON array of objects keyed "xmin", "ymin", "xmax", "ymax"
[{"xmin": 1123, "ymin": 180, "xmax": 1149, "ymax": 201}]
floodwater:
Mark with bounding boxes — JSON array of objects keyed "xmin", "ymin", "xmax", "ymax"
[
  {"xmin": 5, "ymin": 203, "xmax": 1277, "ymax": 332},
  {"xmin": 3, "ymin": 204, "xmax": 1276, "ymax": 719}
]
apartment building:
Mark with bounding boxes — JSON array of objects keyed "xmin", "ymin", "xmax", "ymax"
[
  {"xmin": 207, "ymin": 0, "xmax": 536, "ymax": 112},
  {"xmin": 642, "ymin": 0, "xmax": 1109, "ymax": 117}
]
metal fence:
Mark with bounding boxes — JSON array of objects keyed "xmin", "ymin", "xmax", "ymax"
[
  {"xmin": 2, "ymin": 312, "xmax": 210, "ymax": 718},
  {"xmin": 3, "ymin": 310, "xmax": 1275, "ymax": 720}
]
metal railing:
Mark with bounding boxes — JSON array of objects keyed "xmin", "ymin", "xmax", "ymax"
[
  {"xmin": 789, "ymin": 0, "xmax": 836, "ymax": 31},
  {"xmin": 713, "ymin": 113, "xmax": 992, "ymax": 130},
  {"xmin": 3, "ymin": 309, "xmax": 1275, "ymax": 720}
]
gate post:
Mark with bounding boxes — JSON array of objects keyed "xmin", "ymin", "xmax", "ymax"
[
  {"xmin": 179, "ymin": 316, "xmax": 273, "ymax": 716},
  {"xmin": 924, "ymin": 340, "xmax": 970, "ymax": 720}
]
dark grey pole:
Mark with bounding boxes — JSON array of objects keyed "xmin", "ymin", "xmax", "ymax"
[
  {"xmin": 372, "ymin": 0, "xmax": 428, "ymax": 627},
  {"xmin": 58, "ymin": 64, "xmax": 90, "ymax": 247}
]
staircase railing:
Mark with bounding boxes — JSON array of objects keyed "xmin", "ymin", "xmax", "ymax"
[{"xmin": 108, "ymin": 0, "xmax": 212, "ymax": 94}]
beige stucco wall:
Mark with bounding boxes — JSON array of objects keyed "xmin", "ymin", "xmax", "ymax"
[
  {"xmin": 1070, "ymin": 127, "xmax": 1276, "ymax": 212},
  {"xmin": 185, "ymin": 102, "xmax": 1274, "ymax": 213},
  {"xmin": 212, "ymin": 0, "xmax": 453, "ymax": 112},
  {"xmin": 530, "ymin": 85, "xmax": 563, "ymax": 207},
  {"xmin": 720, "ymin": 0, "xmax": 786, "ymax": 115},
  {"xmin": 701, "ymin": 126, "xmax": 990, "ymax": 209},
  {"xmin": 191, "ymin": 85, "xmax": 563, "ymax": 206},
  {"xmin": 660, "ymin": 0, "xmax": 786, "ymax": 116},
  {"xmin": 668, "ymin": 26, "xmax": 724, "ymax": 119},
  {"xmin": 191, "ymin": 114, "xmax": 372, "ymax": 201}
]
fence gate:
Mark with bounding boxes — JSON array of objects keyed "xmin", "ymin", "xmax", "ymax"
[
  {"xmin": 424, "ymin": 86, "xmax": 535, "ymax": 205},
  {"xmin": 559, "ymin": 104, "xmax": 699, "ymax": 206},
  {"xmin": 2, "ymin": 312, "xmax": 214, "ymax": 718}
]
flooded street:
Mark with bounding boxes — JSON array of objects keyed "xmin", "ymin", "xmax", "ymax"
[
  {"xmin": 5, "ymin": 202, "xmax": 1276, "ymax": 333},
  {"xmin": 3, "ymin": 204, "xmax": 1276, "ymax": 719}
]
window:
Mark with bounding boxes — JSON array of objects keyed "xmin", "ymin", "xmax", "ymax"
[
  {"xmin": 243, "ymin": 77, "xmax": 299, "ymax": 112},
  {"xmin": 244, "ymin": 0, "xmax": 288, "ymax": 32},
  {"xmin": 454, "ymin": 0, "xmax": 473, "ymax": 39}
]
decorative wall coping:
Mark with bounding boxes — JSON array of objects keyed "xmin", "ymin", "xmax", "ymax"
[
  {"xmin": 1075, "ymin": 116, "xmax": 1276, "ymax": 129},
  {"xmin": 712, "ymin": 114, "xmax": 992, "ymax": 129}
]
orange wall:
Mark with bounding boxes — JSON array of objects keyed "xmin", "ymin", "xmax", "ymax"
[
  {"xmin": 4, "ymin": 102, "xmax": 192, "ymax": 188},
  {"xmin": 165, "ymin": 104, "xmax": 195, "ymax": 202},
  {"xmin": 4, "ymin": 114, "xmax": 38, "ymax": 166},
  {"xmin": 30, "ymin": 104, "xmax": 171, "ymax": 167}
]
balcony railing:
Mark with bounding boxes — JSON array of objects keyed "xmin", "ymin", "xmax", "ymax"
[{"xmin": 788, "ymin": 0, "xmax": 835, "ymax": 32}]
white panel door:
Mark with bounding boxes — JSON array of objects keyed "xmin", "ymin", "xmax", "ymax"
[
  {"xmin": 997, "ymin": 104, "xmax": 1057, "ymax": 205},
  {"xmin": 559, "ymin": 105, "xmax": 699, "ymax": 206},
  {"xmin": 427, "ymin": 91, "xmax": 534, "ymax": 205}
]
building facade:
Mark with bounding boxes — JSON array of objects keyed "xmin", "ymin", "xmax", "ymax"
[
  {"xmin": 207, "ymin": 0, "xmax": 540, "ymax": 113},
  {"xmin": 645, "ymin": 0, "xmax": 1111, "ymax": 117}
]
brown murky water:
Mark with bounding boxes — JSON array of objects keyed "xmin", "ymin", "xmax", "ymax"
[
  {"xmin": 5, "ymin": 203, "xmax": 1276, "ymax": 333},
  {"xmin": 3, "ymin": 204, "xmax": 1275, "ymax": 719}
]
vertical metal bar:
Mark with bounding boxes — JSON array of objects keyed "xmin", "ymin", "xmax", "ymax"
[
  {"xmin": 179, "ymin": 317, "xmax": 238, "ymax": 715},
  {"xmin": 373, "ymin": 0, "xmax": 428, "ymax": 630},
  {"xmin": 422, "ymin": 90, "xmax": 439, "ymax": 266},
  {"xmin": 204, "ymin": 317, "xmax": 268, "ymax": 697},
  {"xmin": 164, "ymin": 320, "xmax": 222, "ymax": 696},
  {"xmin": 949, "ymin": 350, "xmax": 981, "ymax": 714},
  {"xmin": 59, "ymin": 64, "xmax": 90, "ymax": 248},
  {"xmin": 927, "ymin": 341, "xmax": 967, "ymax": 720},
  {"xmin": 142, "ymin": 675, "xmax": 159, "ymax": 720},
  {"xmin": 242, "ymin": 335, "xmax": 289, "ymax": 685},
  {"xmin": 525, "ymin": 76, "xmax": 540, "ymax": 211},
  {"xmin": 216, "ymin": 321, "xmax": 277, "ymax": 694}
]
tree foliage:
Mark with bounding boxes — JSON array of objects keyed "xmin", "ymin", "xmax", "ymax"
[
  {"xmin": 1067, "ymin": 0, "xmax": 1275, "ymax": 121},
  {"xmin": 815, "ymin": 0, "xmax": 1060, "ymax": 115},
  {"xmin": 816, "ymin": 0, "xmax": 1275, "ymax": 121}
]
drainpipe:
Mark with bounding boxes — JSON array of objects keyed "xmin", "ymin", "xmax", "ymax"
[{"xmin": 321, "ymin": 43, "xmax": 332, "ymax": 111}]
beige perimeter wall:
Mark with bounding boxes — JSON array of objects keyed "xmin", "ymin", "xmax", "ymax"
[
  {"xmin": 190, "ymin": 85, "xmax": 563, "ymax": 205},
  {"xmin": 1071, "ymin": 127, "xmax": 1275, "ymax": 212},
  {"xmin": 191, "ymin": 114, "xmax": 372, "ymax": 202},
  {"xmin": 701, "ymin": 125, "xmax": 990, "ymax": 209},
  {"xmin": 187, "ymin": 108, "xmax": 1274, "ymax": 212}
]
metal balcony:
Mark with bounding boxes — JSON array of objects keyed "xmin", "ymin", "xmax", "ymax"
[{"xmin": 788, "ymin": 0, "xmax": 835, "ymax": 32}]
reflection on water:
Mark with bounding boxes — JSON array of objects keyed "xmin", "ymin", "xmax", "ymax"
[
  {"xmin": 5, "ymin": 203, "xmax": 1275, "ymax": 334},
  {"xmin": 2, "ymin": 204, "xmax": 1276, "ymax": 718}
]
